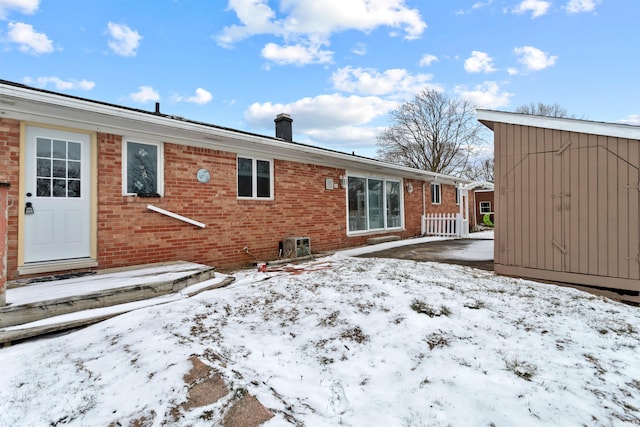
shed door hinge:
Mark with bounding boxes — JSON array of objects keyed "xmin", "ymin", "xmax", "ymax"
[
  {"xmin": 556, "ymin": 141, "xmax": 572, "ymax": 155},
  {"xmin": 552, "ymin": 239, "xmax": 568, "ymax": 254}
]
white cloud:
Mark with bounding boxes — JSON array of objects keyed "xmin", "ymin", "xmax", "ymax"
[
  {"xmin": 173, "ymin": 88, "xmax": 213, "ymax": 105},
  {"xmin": 0, "ymin": 0, "xmax": 39, "ymax": 19},
  {"xmin": 129, "ymin": 86, "xmax": 160, "ymax": 103},
  {"xmin": 454, "ymin": 81, "xmax": 513, "ymax": 109},
  {"xmin": 186, "ymin": 88, "xmax": 212, "ymax": 105},
  {"xmin": 23, "ymin": 76, "xmax": 94, "ymax": 90},
  {"xmin": 419, "ymin": 54, "xmax": 438, "ymax": 67},
  {"xmin": 7, "ymin": 21, "xmax": 52, "ymax": 54},
  {"xmin": 507, "ymin": 67, "xmax": 519, "ymax": 75},
  {"xmin": 107, "ymin": 22, "xmax": 142, "ymax": 57},
  {"xmin": 565, "ymin": 0, "xmax": 598, "ymax": 14},
  {"xmin": 619, "ymin": 114, "xmax": 640, "ymax": 126},
  {"xmin": 217, "ymin": 0, "xmax": 427, "ymax": 65},
  {"xmin": 464, "ymin": 51, "xmax": 496, "ymax": 73},
  {"xmin": 261, "ymin": 42, "xmax": 333, "ymax": 65},
  {"xmin": 245, "ymin": 93, "xmax": 398, "ymax": 152},
  {"xmin": 456, "ymin": 0, "xmax": 494, "ymax": 15},
  {"xmin": 331, "ymin": 66, "xmax": 439, "ymax": 98},
  {"xmin": 513, "ymin": 45, "xmax": 557, "ymax": 71},
  {"xmin": 512, "ymin": 0, "xmax": 550, "ymax": 18},
  {"xmin": 303, "ymin": 125, "xmax": 385, "ymax": 149},
  {"xmin": 216, "ymin": 0, "xmax": 279, "ymax": 48},
  {"xmin": 351, "ymin": 42, "xmax": 367, "ymax": 56},
  {"xmin": 277, "ymin": 0, "xmax": 426, "ymax": 40},
  {"xmin": 245, "ymin": 93, "xmax": 398, "ymax": 129}
]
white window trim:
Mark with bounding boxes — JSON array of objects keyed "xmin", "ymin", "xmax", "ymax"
[
  {"xmin": 346, "ymin": 175, "xmax": 404, "ymax": 235},
  {"xmin": 455, "ymin": 187, "xmax": 460, "ymax": 205},
  {"xmin": 122, "ymin": 139, "xmax": 164, "ymax": 196},
  {"xmin": 480, "ymin": 201, "xmax": 492, "ymax": 213},
  {"xmin": 237, "ymin": 156, "xmax": 274, "ymax": 200},
  {"xmin": 431, "ymin": 183, "xmax": 441, "ymax": 205}
]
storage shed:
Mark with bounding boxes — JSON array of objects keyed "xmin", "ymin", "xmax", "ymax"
[{"xmin": 477, "ymin": 110, "xmax": 640, "ymax": 292}]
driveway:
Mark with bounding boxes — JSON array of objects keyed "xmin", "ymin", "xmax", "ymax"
[{"xmin": 357, "ymin": 238, "xmax": 494, "ymax": 271}]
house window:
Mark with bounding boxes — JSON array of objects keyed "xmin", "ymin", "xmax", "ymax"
[
  {"xmin": 237, "ymin": 157, "xmax": 273, "ymax": 199},
  {"xmin": 480, "ymin": 201, "xmax": 492, "ymax": 213},
  {"xmin": 123, "ymin": 140, "xmax": 163, "ymax": 196},
  {"xmin": 455, "ymin": 187, "xmax": 460, "ymax": 205},
  {"xmin": 431, "ymin": 183, "xmax": 441, "ymax": 204},
  {"xmin": 348, "ymin": 176, "xmax": 402, "ymax": 232}
]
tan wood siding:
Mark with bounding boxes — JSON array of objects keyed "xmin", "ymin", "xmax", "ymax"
[{"xmin": 495, "ymin": 123, "xmax": 640, "ymax": 291}]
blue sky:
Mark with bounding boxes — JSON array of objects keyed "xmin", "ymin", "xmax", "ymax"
[{"xmin": 0, "ymin": 0, "xmax": 638, "ymax": 158}]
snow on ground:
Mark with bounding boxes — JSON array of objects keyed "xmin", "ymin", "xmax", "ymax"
[{"xmin": 2, "ymin": 251, "xmax": 640, "ymax": 426}]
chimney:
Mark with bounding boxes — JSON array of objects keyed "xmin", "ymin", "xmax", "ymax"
[{"xmin": 274, "ymin": 113, "xmax": 293, "ymax": 142}]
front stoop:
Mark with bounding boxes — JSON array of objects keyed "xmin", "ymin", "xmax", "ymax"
[{"xmin": 0, "ymin": 262, "xmax": 235, "ymax": 345}]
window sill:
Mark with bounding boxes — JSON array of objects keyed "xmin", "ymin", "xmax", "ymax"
[
  {"xmin": 123, "ymin": 195, "xmax": 163, "ymax": 204},
  {"xmin": 347, "ymin": 228, "xmax": 404, "ymax": 237},
  {"xmin": 237, "ymin": 198, "xmax": 275, "ymax": 205}
]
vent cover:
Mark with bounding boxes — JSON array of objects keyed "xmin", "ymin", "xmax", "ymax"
[{"xmin": 281, "ymin": 237, "xmax": 311, "ymax": 258}]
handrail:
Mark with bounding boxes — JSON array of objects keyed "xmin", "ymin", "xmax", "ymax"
[{"xmin": 147, "ymin": 204, "xmax": 206, "ymax": 228}]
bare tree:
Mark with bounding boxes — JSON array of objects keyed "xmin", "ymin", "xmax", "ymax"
[
  {"xmin": 515, "ymin": 102, "xmax": 579, "ymax": 118},
  {"xmin": 463, "ymin": 157, "xmax": 494, "ymax": 182},
  {"xmin": 376, "ymin": 89, "xmax": 483, "ymax": 176}
]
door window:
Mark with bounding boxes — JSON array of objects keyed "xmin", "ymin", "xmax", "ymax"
[{"xmin": 36, "ymin": 138, "xmax": 82, "ymax": 198}]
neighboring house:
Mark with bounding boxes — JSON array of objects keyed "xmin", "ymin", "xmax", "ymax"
[
  {"xmin": 0, "ymin": 80, "xmax": 469, "ymax": 283},
  {"xmin": 478, "ymin": 109, "xmax": 640, "ymax": 292},
  {"xmin": 473, "ymin": 188, "xmax": 494, "ymax": 227}
]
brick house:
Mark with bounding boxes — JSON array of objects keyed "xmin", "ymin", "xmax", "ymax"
[
  {"xmin": 473, "ymin": 188, "xmax": 494, "ymax": 228},
  {"xmin": 0, "ymin": 80, "xmax": 468, "ymax": 283}
]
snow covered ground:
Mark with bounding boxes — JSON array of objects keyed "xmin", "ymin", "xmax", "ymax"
[{"xmin": 1, "ymin": 240, "xmax": 640, "ymax": 426}]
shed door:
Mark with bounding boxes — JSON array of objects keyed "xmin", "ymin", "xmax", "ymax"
[
  {"xmin": 23, "ymin": 126, "xmax": 92, "ymax": 263},
  {"xmin": 501, "ymin": 132, "xmax": 639, "ymax": 281},
  {"xmin": 563, "ymin": 139, "xmax": 639, "ymax": 280}
]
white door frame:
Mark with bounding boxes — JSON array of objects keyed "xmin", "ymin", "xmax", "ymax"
[{"xmin": 18, "ymin": 123, "xmax": 98, "ymax": 275}]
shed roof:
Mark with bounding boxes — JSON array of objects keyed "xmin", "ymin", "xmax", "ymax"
[
  {"xmin": 0, "ymin": 79, "xmax": 467, "ymax": 185},
  {"xmin": 477, "ymin": 109, "xmax": 640, "ymax": 141}
]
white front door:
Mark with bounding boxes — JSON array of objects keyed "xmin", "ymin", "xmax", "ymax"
[{"xmin": 24, "ymin": 126, "xmax": 91, "ymax": 263}]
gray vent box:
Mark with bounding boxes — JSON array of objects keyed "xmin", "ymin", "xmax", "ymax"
[{"xmin": 281, "ymin": 237, "xmax": 311, "ymax": 258}]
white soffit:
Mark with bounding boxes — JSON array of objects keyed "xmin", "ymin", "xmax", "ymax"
[{"xmin": 477, "ymin": 109, "xmax": 640, "ymax": 141}]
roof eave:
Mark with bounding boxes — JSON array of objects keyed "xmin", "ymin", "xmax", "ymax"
[
  {"xmin": 0, "ymin": 82, "xmax": 468, "ymax": 184},
  {"xmin": 476, "ymin": 109, "xmax": 640, "ymax": 140}
]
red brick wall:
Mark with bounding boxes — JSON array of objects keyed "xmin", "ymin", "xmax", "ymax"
[
  {"xmin": 0, "ymin": 119, "xmax": 20, "ymax": 282},
  {"xmin": 1, "ymin": 123, "xmax": 463, "ymax": 278},
  {"xmin": 97, "ymin": 137, "xmax": 425, "ymax": 270}
]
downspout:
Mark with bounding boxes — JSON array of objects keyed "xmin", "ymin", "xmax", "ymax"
[
  {"xmin": 421, "ymin": 182, "xmax": 427, "ymax": 235},
  {"xmin": 473, "ymin": 191, "xmax": 477, "ymax": 228}
]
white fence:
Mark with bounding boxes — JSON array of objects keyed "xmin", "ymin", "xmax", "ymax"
[{"xmin": 422, "ymin": 213, "xmax": 467, "ymax": 238}]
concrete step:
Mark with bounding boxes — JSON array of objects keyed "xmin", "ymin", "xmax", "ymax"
[
  {"xmin": 0, "ymin": 262, "xmax": 234, "ymax": 345},
  {"xmin": 367, "ymin": 235, "xmax": 401, "ymax": 245}
]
